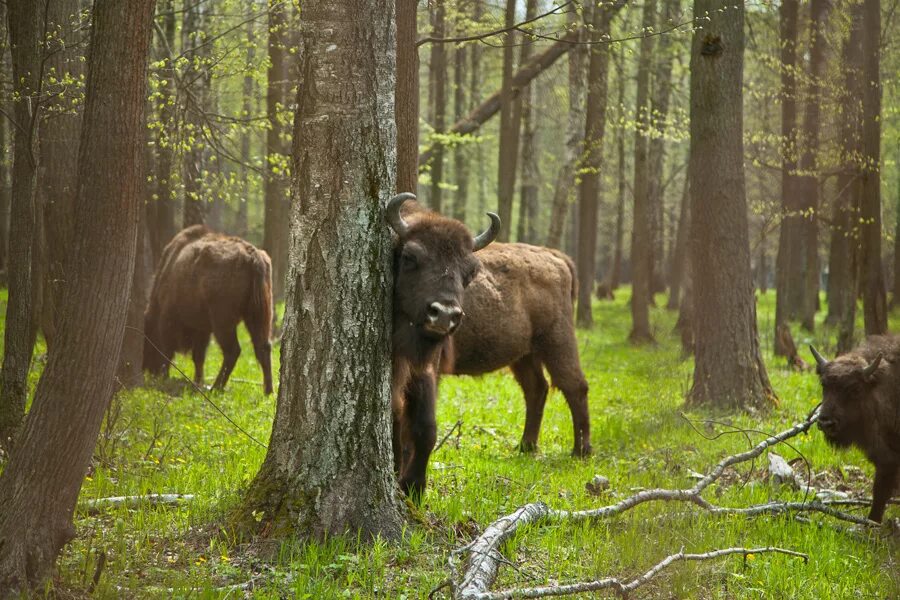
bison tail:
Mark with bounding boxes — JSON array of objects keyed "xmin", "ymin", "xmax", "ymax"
[
  {"xmin": 561, "ymin": 252, "xmax": 578, "ymax": 304},
  {"xmin": 247, "ymin": 249, "xmax": 274, "ymax": 345}
]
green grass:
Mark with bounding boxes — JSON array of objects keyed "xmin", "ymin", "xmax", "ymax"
[{"xmin": 2, "ymin": 288, "xmax": 898, "ymax": 598}]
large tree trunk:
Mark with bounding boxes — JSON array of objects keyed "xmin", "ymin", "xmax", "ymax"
[
  {"xmin": 516, "ymin": 0, "xmax": 540, "ymax": 244},
  {"xmin": 829, "ymin": 3, "xmax": 863, "ymax": 350},
  {"xmin": 234, "ymin": 0, "xmax": 402, "ymax": 541},
  {"xmin": 0, "ymin": 0, "xmax": 42, "ymax": 450},
  {"xmin": 495, "ymin": 0, "xmax": 522, "ymax": 241},
  {"xmin": 181, "ymin": 0, "xmax": 208, "ymax": 227},
  {"xmin": 794, "ymin": 0, "xmax": 830, "ymax": 331},
  {"xmin": 0, "ymin": 2, "xmax": 153, "ymax": 591},
  {"xmin": 686, "ymin": 0, "xmax": 774, "ymax": 410},
  {"xmin": 38, "ymin": 0, "xmax": 85, "ymax": 347},
  {"xmin": 629, "ymin": 0, "xmax": 656, "ymax": 343},
  {"xmin": 859, "ymin": 0, "xmax": 886, "ymax": 335},
  {"xmin": 575, "ymin": 4, "xmax": 614, "ymax": 329},
  {"xmin": 151, "ymin": 0, "xmax": 178, "ymax": 263},
  {"xmin": 0, "ymin": 6, "xmax": 9, "ymax": 274},
  {"xmin": 396, "ymin": 0, "xmax": 418, "ymax": 194},
  {"xmin": 647, "ymin": 0, "xmax": 677, "ymax": 295},
  {"xmin": 428, "ymin": 0, "xmax": 447, "ymax": 213},
  {"xmin": 546, "ymin": 9, "xmax": 587, "ymax": 249},
  {"xmin": 263, "ymin": 0, "xmax": 292, "ymax": 300},
  {"xmin": 774, "ymin": 0, "xmax": 802, "ymax": 355}
]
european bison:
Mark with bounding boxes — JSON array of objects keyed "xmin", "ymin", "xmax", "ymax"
[
  {"xmin": 388, "ymin": 193, "xmax": 499, "ymax": 496},
  {"xmin": 810, "ymin": 339, "xmax": 900, "ymax": 522},
  {"xmin": 446, "ymin": 244, "xmax": 592, "ymax": 457},
  {"xmin": 143, "ymin": 225, "xmax": 274, "ymax": 395}
]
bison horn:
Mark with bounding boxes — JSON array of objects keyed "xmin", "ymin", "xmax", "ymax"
[
  {"xmin": 809, "ymin": 345, "xmax": 829, "ymax": 370},
  {"xmin": 386, "ymin": 192, "xmax": 416, "ymax": 237},
  {"xmin": 473, "ymin": 212, "xmax": 501, "ymax": 252},
  {"xmin": 862, "ymin": 353, "xmax": 883, "ymax": 379}
]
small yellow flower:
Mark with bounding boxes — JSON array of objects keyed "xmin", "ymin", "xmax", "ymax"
[
  {"xmin": 220, "ymin": 555, "xmax": 230, "ymax": 563},
  {"xmin": 746, "ymin": 553, "xmax": 756, "ymax": 562}
]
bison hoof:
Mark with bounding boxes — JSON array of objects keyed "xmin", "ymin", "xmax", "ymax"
[
  {"xmin": 518, "ymin": 440, "xmax": 539, "ymax": 453},
  {"xmin": 572, "ymin": 444, "xmax": 593, "ymax": 458}
]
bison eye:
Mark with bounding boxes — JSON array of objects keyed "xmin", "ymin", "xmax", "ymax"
[{"xmin": 401, "ymin": 252, "xmax": 419, "ymax": 271}]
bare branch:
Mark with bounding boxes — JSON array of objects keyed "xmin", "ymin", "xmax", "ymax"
[{"xmin": 79, "ymin": 494, "xmax": 195, "ymax": 515}]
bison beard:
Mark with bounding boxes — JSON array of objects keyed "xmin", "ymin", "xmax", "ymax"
[
  {"xmin": 143, "ymin": 225, "xmax": 275, "ymax": 395},
  {"xmin": 811, "ymin": 338, "xmax": 900, "ymax": 523}
]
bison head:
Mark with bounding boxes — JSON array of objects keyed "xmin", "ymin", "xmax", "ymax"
[
  {"xmin": 387, "ymin": 193, "xmax": 499, "ymax": 344},
  {"xmin": 810, "ymin": 345, "xmax": 883, "ymax": 449}
]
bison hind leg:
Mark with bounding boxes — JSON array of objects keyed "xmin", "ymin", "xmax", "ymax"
[
  {"xmin": 511, "ymin": 354, "xmax": 550, "ymax": 453},
  {"xmin": 539, "ymin": 335, "xmax": 592, "ymax": 457},
  {"xmin": 191, "ymin": 331, "xmax": 211, "ymax": 387}
]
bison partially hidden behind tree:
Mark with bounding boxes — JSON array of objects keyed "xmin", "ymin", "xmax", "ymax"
[
  {"xmin": 143, "ymin": 225, "xmax": 274, "ymax": 395},
  {"xmin": 447, "ymin": 244, "xmax": 592, "ymax": 457},
  {"xmin": 810, "ymin": 339, "xmax": 900, "ymax": 522},
  {"xmin": 388, "ymin": 194, "xmax": 499, "ymax": 497}
]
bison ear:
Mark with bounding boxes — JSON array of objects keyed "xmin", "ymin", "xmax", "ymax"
[{"xmin": 861, "ymin": 353, "xmax": 883, "ymax": 381}]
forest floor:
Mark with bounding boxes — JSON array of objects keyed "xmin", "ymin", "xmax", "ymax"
[{"xmin": 3, "ymin": 288, "xmax": 898, "ymax": 598}]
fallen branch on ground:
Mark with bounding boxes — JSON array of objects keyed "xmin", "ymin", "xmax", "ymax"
[
  {"xmin": 449, "ymin": 411, "xmax": 879, "ymax": 599},
  {"xmin": 80, "ymin": 494, "xmax": 195, "ymax": 514},
  {"xmin": 435, "ymin": 420, "xmax": 464, "ymax": 453}
]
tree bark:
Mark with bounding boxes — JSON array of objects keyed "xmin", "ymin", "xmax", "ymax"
[
  {"xmin": 234, "ymin": 0, "xmax": 403, "ymax": 541},
  {"xmin": 396, "ymin": 0, "xmax": 418, "ymax": 195},
  {"xmin": 151, "ymin": 0, "xmax": 178, "ymax": 263},
  {"xmin": 774, "ymin": 0, "xmax": 802, "ymax": 354},
  {"xmin": 236, "ymin": 13, "xmax": 256, "ymax": 239},
  {"xmin": 686, "ymin": 0, "xmax": 775, "ymax": 410},
  {"xmin": 0, "ymin": 0, "xmax": 42, "ymax": 450},
  {"xmin": 0, "ymin": 4, "xmax": 11, "ymax": 273},
  {"xmin": 546, "ymin": 10, "xmax": 587, "ymax": 249},
  {"xmin": 452, "ymin": 37, "xmax": 468, "ymax": 221},
  {"xmin": 263, "ymin": 0, "xmax": 292, "ymax": 300},
  {"xmin": 181, "ymin": 0, "xmax": 208, "ymax": 227},
  {"xmin": 629, "ymin": 0, "xmax": 656, "ymax": 343},
  {"xmin": 794, "ymin": 0, "xmax": 830, "ymax": 331},
  {"xmin": 608, "ymin": 45, "xmax": 627, "ymax": 289},
  {"xmin": 859, "ymin": 0, "xmax": 886, "ymax": 335},
  {"xmin": 428, "ymin": 0, "xmax": 447, "ymax": 213},
  {"xmin": 470, "ymin": 0, "xmax": 487, "ymax": 220},
  {"xmin": 0, "ymin": 1, "xmax": 153, "ymax": 591},
  {"xmin": 667, "ymin": 170, "xmax": 690, "ymax": 310},
  {"xmin": 38, "ymin": 0, "xmax": 85, "ymax": 347},
  {"xmin": 496, "ymin": 0, "xmax": 522, "ymax": 241},
  {"xmin": 517, "ymin": 0, "xmax": 539, "ymax": 244},
  {"xmin": 575, "ymin": 4, "xmax": 614, "ymax": 329}
]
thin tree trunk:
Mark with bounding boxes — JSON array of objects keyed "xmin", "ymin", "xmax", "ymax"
[
  {"xmin": 546, "ymin": 9, "xmax": 587, "ymax": 249},
  {"xmin": 859, "ymin": 0, "xmax": 886, "ymax": 335},
  {"xmin": 893, "ymin": 151, "xmax": 900, "ymax": 307},
  {"xmin": 496, "ymin": 0, "xmax": 521, "ymax": 241},
  {"xmin": 152, "ymin": 0, "xmax": 177, "ymax": 263},
  {"xmin": 471, "ymin": 0, "xmax": 487, "ymax": 223},
  {"xmin": 795, "ymin": 0, "xmax": 829, "ymax": 331},
  {"xmin": 428, "ymin": 0, "xmax": 447, "ymax": 213},
  {"xmin": 686, "ymin": 0, "xmax": 775, "ymax": 410},
  {"xmin": 629, "ymin": 0, "xmax": 656, "ymax": 343},
  {"xmin": 0, "ymin": 0, "xmax": 42, "ymax": 450},
  {"xmin": 396, "ymin": 0, "xmax": 418, "ymax": 194},
  {"xmin": 452, "ymin": 39, "xmax": 468, "ymax": 222},
  {"xmin": 263, "ymin": 0, "xmax": 292, "ymax": 300},
  {"xmin": 774, "ymin": 0, "xmax": 801, "ymax": 355},
  {"xmin": 0, "ymin": 5, "xmax": 10, "ymax": 274},
  {"xmin": 517, "ymin": 0, "xmax": 539, "ymax": 244},
  {"xmin": 38, "ymin": 0, "xmax": 84, "ymax": 347},
  {"xmin": 0, "ymin": 2, "xmax": 154, "ymax": 590},
  {"xmin": 575, "ymin": 4, "xmax": 614, "ymax": 329},
  {"xmin": 236, "ymin": 13, "xmax": 256, "ymax": 239},
  {"xmin": 234, "ymin": 0, "xmax": 402, "ymax": 541},
  {"xmin": 667, "ymin": 170, "xmax": 690, "ymax": 310},
  {"xmin": 609, "ymin": 45, "xmax": 627, "ymax": 289},
  {"xmin": 181, "ymin": 1, "xmax": 208, "ymax": 227}
]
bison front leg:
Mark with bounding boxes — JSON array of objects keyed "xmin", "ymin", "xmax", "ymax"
[
  {"xmin": 212, "ymin": 327, "xmax": 241, "ymax": 392},
  {"xmin": 869, "ymin": 463, "xmax": 899, "ymax": 523},
  {"xmin": 398, "ymin": 372, "xmax": 437, "ymax": 501},
  {"xmin": 191, "ymin": 332, "xmax": 211, "ymax": 387},
  {"xmin": 511, "ymin": 354, "xmax": 549, "ymax": 453}
]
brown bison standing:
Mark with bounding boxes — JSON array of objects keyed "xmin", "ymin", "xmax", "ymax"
[
  {"xmin": 811, "ymin": 339, "xmax": 900, "ymax": 522},
  {"xmin": 387, "ymin": 193, "xmax": 499, "ymax": 496},
  {"xmin": 143, "ymin": 225, "xmax": 274, "ymax": 395},
  {"xmin": 447, "ymin": 244, "xmax": 592, "ymax": 457}
]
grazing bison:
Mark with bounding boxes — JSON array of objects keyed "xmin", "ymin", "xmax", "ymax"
[
  {"xmin": 446, "ymin": 244, "xmax": 592, "ymax": 457},
  {"xmin": 143, "ymin": 225, "xmax": 274, "ymax": 395},
  {"xmin": 810, "ymin": 339, "xmax": 900, "ymax": 522},
  {"xmin": 388, "ymin": 193, "xmax": 499, "ymax": 496}
]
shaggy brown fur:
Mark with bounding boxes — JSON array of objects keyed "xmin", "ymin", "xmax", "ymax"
[
  {"xmin": 814, "ymin": 336, "xmax": 900, "ymax": 522},
  {"xmin": 143, "ymin": 225, "xmax": 274, "ymax": 395},
  {"xmin": 446, "ymin": 243, "xmax": 592, "ymax": 456}
]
